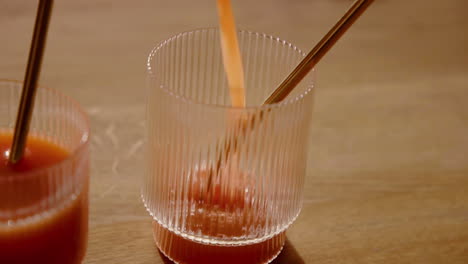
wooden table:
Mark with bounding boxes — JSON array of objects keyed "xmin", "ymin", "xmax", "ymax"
[{"xmin": 1, "ymin": 0, "xmax": 467, "ymax": 263}]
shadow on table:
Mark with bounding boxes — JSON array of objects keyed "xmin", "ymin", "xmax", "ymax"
[
  {"xmin": 157, "ymin": 237, "xmax": 304, "ymax": 264},
  {"xmin": 271, "ymin": 238, "xmax": 305, "ymax": 264}
]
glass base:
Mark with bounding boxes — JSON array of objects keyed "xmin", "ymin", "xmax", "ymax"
[{"xmin": 153, "ymin": 221, "xmax": 286, "ymax": 264}]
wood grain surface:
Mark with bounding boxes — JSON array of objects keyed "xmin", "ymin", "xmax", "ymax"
[{"xmin": 1, "ymin": 0, "xmax": 467, "ymax": 263}]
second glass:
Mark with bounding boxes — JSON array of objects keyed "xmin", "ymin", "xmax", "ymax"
[
  {"xmin": 0, "ymin": 80, "xmax": 90, "ymax": 264},
  {"xmin": 143, "ymin": 29, "xmax": 315, "ymax": 264}
]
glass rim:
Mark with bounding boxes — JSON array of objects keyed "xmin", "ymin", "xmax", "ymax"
[
  {"xmin": 146, "ymin": 27, "xmax": 315, "ymax": 111},
  {"xmin": 0, "ymin": 79, "xmax": 90, "ymax": 182}
]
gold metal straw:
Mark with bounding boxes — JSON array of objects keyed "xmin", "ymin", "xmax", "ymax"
[
  {"xmin": 9, "ymin": 0, "xmax": 54, "ymax": 164},
  {"xmin": 264, "ymin": 0, "xmax": 375, "ymax": 104},
  {"xmin": 206, "ymin": 0, "xmax": 375, "ymax": 192}
]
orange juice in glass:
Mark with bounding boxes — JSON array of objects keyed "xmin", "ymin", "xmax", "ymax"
[
  {"xmin": 143, "ymin": 29, "xmax": 314, "ymax": 264},
  {"xmin": 0, "ymin": 80, "xmax": 90, "ymax": 264}
]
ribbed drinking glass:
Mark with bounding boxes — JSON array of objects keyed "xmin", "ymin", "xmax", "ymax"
[
  {"xmin": 0, "ymin": 80, "xmax": 90, "ymax": 264},
  {"xmin": 143, "ymin": 29, "xmax": 314, "ymax": 264}
]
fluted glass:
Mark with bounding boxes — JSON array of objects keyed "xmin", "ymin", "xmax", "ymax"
[
  {"xmin": 0, "ymin": 80, "xmax": 90, "ymax": 264},
  {"xmin": 143, "ymin": 29, "xmax": 314, "ymax": 263}
]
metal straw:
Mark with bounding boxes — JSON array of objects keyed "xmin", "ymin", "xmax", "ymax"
[
  {"xmin": 264, "ymin": 0, "xmax": 375, "ymax": 104},
  {"xmin": 9, "ymin": 0, "xmax": 54, "ymax": 164}
]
